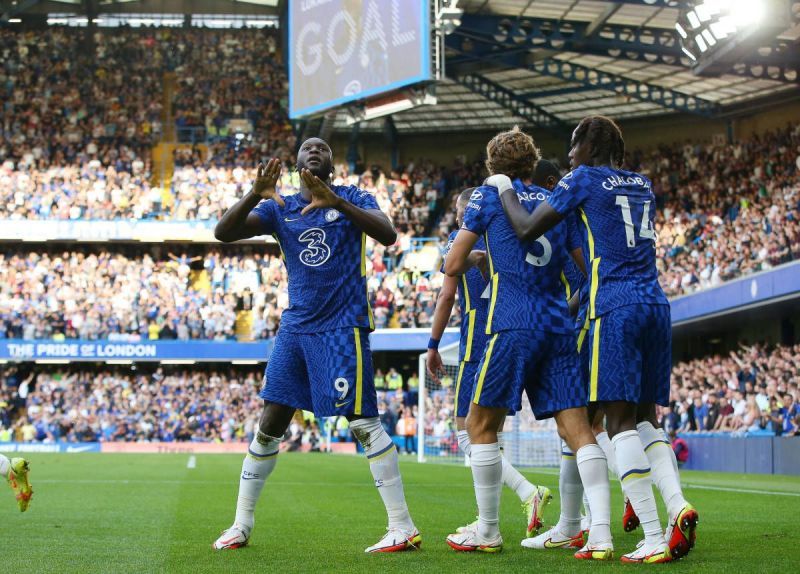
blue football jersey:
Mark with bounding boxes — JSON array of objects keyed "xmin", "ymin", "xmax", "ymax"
[
  {"xmin": 562, "ymin": 256, "xmax": 588, "ymax": 328},
  {"xmin": 251, "ymin": 185, "xmax": 378, "ymax": 333},
  {"xmin": 442, "ymin": 230, "xmax": 490, "ymax": 363},
  {"xmin": 461, "ymin": 180, "xmax": 581, "ymax": 336},
  {"xmin": 547, "ymin": 165, "xmax": 669, "ymax": 319}
]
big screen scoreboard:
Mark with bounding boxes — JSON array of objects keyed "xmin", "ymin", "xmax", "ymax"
[{"xmin": 289, "ymin": 0, "xmax": 432, "ymax": 118}]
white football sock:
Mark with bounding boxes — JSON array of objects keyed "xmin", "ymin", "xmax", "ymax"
[
  {"xmin": 556, "ymin": 442, "xmax": 583, "ymax": 536},
  {"xmin": 351, "ymin": 417, "xmax": 414, "ymax": 532},
  {"xmin": 576, "ymin": 443, "xmax": 612, "ymax": 545},
  {"xmin": 234, "ymin": 431, "xmax": 280, "ymax": 531},
  {"xmin": 612, "ymin": 430, "xmax": 663, "ymax": 544},
  {"xmin": 659, "ymin": 428, "xmax": 681, "ymax": 476},
  {"xmin": 470, "ymin": 442, "xmax": 503, "ymax": 540},
  {"xmin": 497, "ymin": 431, "xmax": 535, "ymax": 501},
  {"xmin": 456, "ymin": 429, "xmax": 472, "ymax": 457},
  {"xmin": 0, "ymin": 454, "xmax": 10, "ymax": 478},
  {"xmin": 582, "ymin": 492, "xmax": 592, "ymax": 526},
  {"xmin": 596, "ymin": 431, "xmax": 618, "ymax": 477},
  {"xmin": 638, "ymin": 422, "xmax": 687, "ymax": 518}
]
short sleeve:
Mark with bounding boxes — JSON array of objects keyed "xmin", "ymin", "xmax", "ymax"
[
  {"xmin": 251, "ymin": 199, "xmax": 277, "ymax": 235},
  {"xmin": 461, "ymin": 186, "xmax": 494, "ymax": 236},
  {"xmin": 343, "ymin": 185, "xmax": 380, "ymax": 210},
  {"xmin": 548, "ymin": 168, "xmax": 591, "ymax": 215}
]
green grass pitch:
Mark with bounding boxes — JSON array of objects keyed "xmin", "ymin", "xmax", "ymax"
[{"xmin": 2, "ymin": 452, "xmax": 799, "ymax": 573}]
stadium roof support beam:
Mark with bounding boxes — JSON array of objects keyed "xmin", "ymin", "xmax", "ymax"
[
  {"xmin": 448, "ymin": 15, "xmax": 797, "ymax": 80},
  {"xmin": 451, "ymin": 73, "xmax": 570, "ymax": 133},
  {"xmin": 528, "ymin": 59, "xmax": 720, "ymax": 117},
  {"xmin": 606, "ymin": 0, "xmax": 679, "ymax": 6},
  {"xmin": 447, "ymin": 46, "xmax": 720, "ymax": 117}
]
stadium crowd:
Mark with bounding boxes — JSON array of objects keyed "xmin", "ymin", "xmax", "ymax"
[
  {"xmin": 1, "ymin": 336, "xmax": 799, "ymax": 444},
  {"xmin": 0, "ymin": 367, "xmax": 264, "ymax": 443},
  {"xmin": 0, "ymin": 244, "xmax": 452, "ymax": 341},
  {"xmin": 636, "ymin": 123, "xmax": 800, "ymax": 297},
  {"xmin": 3, "ymin": 27, "xmax": 800, "ymax": 302},
  {"xmin": 660, "ymin": 342, "xmax": 800, "ymax": 436}
]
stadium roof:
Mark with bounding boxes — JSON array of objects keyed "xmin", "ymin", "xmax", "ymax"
[
  {"xmin": 4, "ymin": 0, "xmax": 798, "ymax": 134},
  {"xmin": 332, "ymin": 0, "xmax": 800, "ymax": 133}
]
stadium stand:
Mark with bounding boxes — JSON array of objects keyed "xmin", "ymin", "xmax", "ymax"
[
  {"xmin": 1, "ymin": 15, "xmax": 799, "ymax": 452},
  {"xmin": 4, "ymin": 335, "xmax": 798, "ymax": 443}
]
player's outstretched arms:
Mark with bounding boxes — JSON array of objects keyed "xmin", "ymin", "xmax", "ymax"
[
  {"xmin": 299, "ymin": 168, "xmax": 397, "ymax": 246},
  {"xmin": 215, "ymin": 159, "xmax": 283, "ymax": 242}
]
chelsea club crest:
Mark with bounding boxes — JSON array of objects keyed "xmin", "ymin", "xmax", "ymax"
[{"xmin": 325, "ymin": 209, "xmax": 340, "ymax": 222}]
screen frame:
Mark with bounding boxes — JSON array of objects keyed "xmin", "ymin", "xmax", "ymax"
[{"xmin": 288, "ymin": 0, "xmax": 432, "ymax": 119}]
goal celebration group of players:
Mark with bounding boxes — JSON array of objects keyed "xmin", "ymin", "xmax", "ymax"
[{"xmin": 1, "ymin": 114, "xmax": 698, "ymax": 564}]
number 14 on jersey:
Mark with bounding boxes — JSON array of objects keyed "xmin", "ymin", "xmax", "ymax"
[{"xmin": 615, "ymin": 195, "xmax": 656, "ymax": 248}]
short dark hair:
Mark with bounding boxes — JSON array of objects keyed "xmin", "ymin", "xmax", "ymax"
[
  {"xmin": 533, "ymin": 159, "xmax": 561, "ymax": 187},
  {"xmin": 458, "ymin": 187, "xmax": 476, "ymax": 205},
  {"xmin": 485, "ymin": 126, "xmax": 540, "ymax": 180},
  {"xmin": 572, "ymin": 116, "xmax": 625, "ymax": 167}
]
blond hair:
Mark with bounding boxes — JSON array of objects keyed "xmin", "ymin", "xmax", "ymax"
[{"xmin": 485, "ymin": 126, "xmax": 540, "ymax": 180}]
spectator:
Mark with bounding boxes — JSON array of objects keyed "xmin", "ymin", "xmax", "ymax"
[{"xmin": 671, "ymin": 430, "xmax": 689, "ymax": 466}]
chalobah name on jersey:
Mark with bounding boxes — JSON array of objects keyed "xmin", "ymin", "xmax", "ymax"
[{"xmin": 601, "ymin": 174, "xmax": 651, "ymax": 191}]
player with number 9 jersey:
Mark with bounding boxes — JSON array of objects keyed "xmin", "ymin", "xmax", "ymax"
[
  {"xmin": 252, "ymin": 185, "xmax": 379, "ymax": 417},
  {"xmin": 460, "ymin": 179, "xmax": 585, "ymax": 419},
  {"xmin": 212, "ymin": 139, "xmax": 421, "ymax": 555}
]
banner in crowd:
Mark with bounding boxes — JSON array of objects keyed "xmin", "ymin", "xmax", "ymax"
[
  {"xmin": 0, "ymin": 329, "xmax": 458, "ymax": 362},
  {"xmin": 0, "ymin": 219, "xmax": 274, "ymax": 243},
  {"xmin": 0, "ymin": 340, "xmax": 274, "ymax": 362},
  {"xmin": 2, "ymin": 442, "xmax": 101, "ymax": 453},
  {"xmin": 0, "ymin": 442, "xmax": 357, "ymax": 455}
]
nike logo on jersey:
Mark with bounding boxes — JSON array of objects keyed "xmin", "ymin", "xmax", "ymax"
[
  {"xmin": 284, "ymin": 217, "xmax": 301, "ymax": 222},
  {"xmin": 335, "ymin": 400, "xmax": 352, "ymax": 408}
]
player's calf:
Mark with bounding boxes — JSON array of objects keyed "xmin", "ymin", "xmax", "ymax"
[{"xmin": 350, "ymin": 417, "xmax": 419, "ymax": 551}]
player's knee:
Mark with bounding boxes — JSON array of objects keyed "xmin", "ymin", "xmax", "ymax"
[
  {"xmin": 636, "ymin": 403, "xmax": 658, "ymax": 427},
  {"xmin": 348, "ymin": 416, "xmax": 386, "ymax": 449},
  {"xmin": 465, "ymin": 407, "xmax": 502, "ymax": 442},
  {"xmin": 258, "ymin": 402, "xmax": 293, "ymax": 437}
]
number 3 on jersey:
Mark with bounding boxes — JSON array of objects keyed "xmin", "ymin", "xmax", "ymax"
[
  {"xmin": 615, "ymin": 195, "xmax": 656, "ymax": 248},
  {"xmin": 298, "ymin": 228, "xmax": 331, "ymax": 266}
]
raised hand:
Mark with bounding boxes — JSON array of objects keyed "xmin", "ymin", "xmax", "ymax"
[
  {"xmin": 300, "ymin": 168, "xmax": 341, "ymax": 215},
  {"xmin": 484, "ymin": 174, "xmax": 513, "ymax": 194},
  {"xmin": 426, "ymin": 348, "xmax": 445, "ymax": 384},
  {"xmin": 252, "ymin": 158, "xmax": 284, "ymax": 206}
]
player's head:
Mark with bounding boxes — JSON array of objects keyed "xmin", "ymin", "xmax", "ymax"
[
  {"xmin": 297, "ymin": 137, "xmax": 333, "ymax": 180},
  {"xmin": 532, "ymin": 159, "xmax": 561, "ymax": 191},
  {"xmin": 455, "ymin": 187, "xmax": 476, "ymax": 228},
  {"xmin": 485, "ymin": 126, "xmax": 540, "ymax": 180},
  {"xmin": 569, "ymin": 115, "xmax": 625, "ymax": 170}
]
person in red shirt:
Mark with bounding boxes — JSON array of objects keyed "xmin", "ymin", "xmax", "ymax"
[{"xmin": 670, "ymin": 430, "xmax": 689, "ymax": 466}]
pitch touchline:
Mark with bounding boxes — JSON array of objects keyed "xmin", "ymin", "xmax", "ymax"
[
  {"xmin": 682, "ymin": 483, "xmax": 800, "ymax": 497},
  {"xmin": 33, "ymin": 478, "xmax": 800, "ymax": 497}
]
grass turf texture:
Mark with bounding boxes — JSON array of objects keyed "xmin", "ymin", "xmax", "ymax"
[{"xmin": 2, "ymin": 453, "xmax": 799, "ymax": 573}]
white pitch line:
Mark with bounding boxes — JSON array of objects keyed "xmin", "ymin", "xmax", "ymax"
[
  {"xmin": 682, "ymin": 483, "xmax": 800, "ymax": 497},
  {"xmin": 187, "ymin": 455, "xmax": 197, "ymax": 469}
]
